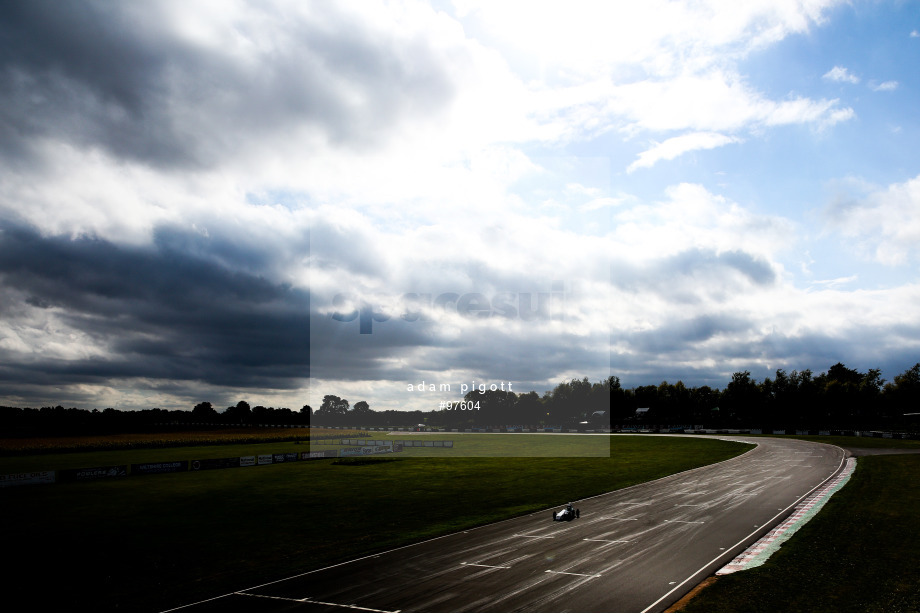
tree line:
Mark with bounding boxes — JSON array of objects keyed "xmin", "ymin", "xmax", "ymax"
[
  {"xmin": 0, "ymin": 401, "xmax": 312, "ymax": 436},
  {"xmin": 314, "ymin": 362, "xmax": 920, "ymax": 431},
  {"xmin": 2, "ymin": 362, "xmax": 918, "ymax": 436}
]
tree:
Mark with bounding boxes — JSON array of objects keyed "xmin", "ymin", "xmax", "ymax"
[
  {"xmin": 191, "ymin": 401, "xmax": 216, "ymax": 421},
  {"xmin": 351, "ymin": 401, "xmax": 373, "ymax": 426},
  {"xmin": 314, "ymin": 395, "xmax": 349, "ymax": 425},
  {"xmin": 721, "ymin": 371, "xmax": 760, "ymax": 426},
  {"xmin": 321, "ymin": 395, "xmax": 349, "ymax": 415},
  {"xmin": 222, "ymin": 400, "xmax": 252, "ymax": 424},
  {"xmin": 546, "ymin": 377, "xmax": 592, "ymax": 424},
  {"xmin": 792, "ymin": 369, "xmax": 819, "ymax": 428},
  {"xmin": 466, "ymin": 389, "xmax": 516, "ymax": 425},
  {"xmin": 690, "ymin": 385, "xmax": 719, "ymax": 425},
  {"xmin": 514, "ymin": 391, "xmax": 543, "ymax": 425},
  {"xmin": 886, "ymin": 363, "xmax": 920, "ymax": 424},
  {"xmin": 608, "ymin": 376, "xmax": 630, "ymax": 424},
  {"xmin": 633, "ymin": 385, "xmax": 659, "ymax": 422},
  {"xmin": 252, "ymin": 405, "xmax": 270, "ymax": 423},
  {"xmin": 894, "ymin": 363, "xmax": 920, "ymax": 391},
  {"xmin": 769, "ymin": 369, "xmax": 794, "ymax": 427}
]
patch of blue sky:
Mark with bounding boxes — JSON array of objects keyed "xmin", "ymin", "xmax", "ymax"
[
  {"xmin": 245, "ymin": 189, "xmax": 313, "ymax": 209},
  {"xmin": 736, "ymin": 1, "xmax": 920, "ymax": 188},
  {"xmin": 595, "ymin": 1, "xmax": 920, "ymax": 291}
]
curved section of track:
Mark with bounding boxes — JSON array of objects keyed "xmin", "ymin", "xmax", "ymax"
[{"xmin": 172, "ymin": 436, "xmax": 845, "ymax": 613}]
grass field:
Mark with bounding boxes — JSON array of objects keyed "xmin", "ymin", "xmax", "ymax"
[
  {"xmin": 677, "ymin": 452, "xmax": 920, "ymax": 612},
  {"xmin": 321, "ymin": 431, "xmax": 612, "ymax": 456},
  {"xmin": 1, "ymin": 433, "xmax": 750, "ymax": 612},
  {"xmin": 0, "ymin": 427, "xmax": 362, "ymax": 456}
]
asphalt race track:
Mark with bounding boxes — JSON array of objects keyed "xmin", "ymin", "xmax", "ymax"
[{"xmin": 171, "ymin": 436, "xmax": 846, "ymax": 613}]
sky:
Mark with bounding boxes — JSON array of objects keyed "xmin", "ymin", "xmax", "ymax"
[{"xmin": 1, "ymin": 0, "xmax": 919, "ymax": 413}]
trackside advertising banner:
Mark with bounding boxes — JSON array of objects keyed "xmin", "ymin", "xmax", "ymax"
[
  {"xmin": 342, "ymin": 439, "xmax": 454, "ymax": 448},
  {"xmin": 340, "ymin": 445, "xmax": 393, "ymax": 457},
  {"xmin": 7, "ymin": 448, "xmax": 343, "ymax": 487},
  {"xmin": 191, "ymin": 457, "xmax": 242, "ymax": 471},
  {"xmin": 58, "ymin": 465, "xmax": 127, "ymax": 482},
  {"xmin": 301, "ymin": 451, "xmax": 336, "ymax": 460},
  {"xmin": 131, "ymin": 461, "xmax": 188, "ymax": 475},
  {"xmin": 0, "ymin": 471, "xmax": 56, "ymax": 487}
]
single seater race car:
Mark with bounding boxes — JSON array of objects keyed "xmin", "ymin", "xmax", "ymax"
[{"xmin": 552, "ymin": 502, "xmax": 580, "ymax": 521}]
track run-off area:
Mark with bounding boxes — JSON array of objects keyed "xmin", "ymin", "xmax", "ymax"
[{"xmin": 170, "ymin": 435, "xmax": 846, "ymax": 613}]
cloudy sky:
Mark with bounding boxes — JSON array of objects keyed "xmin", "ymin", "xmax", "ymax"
[{"xmin": 1, "ymin": 0, "xmax": 919, "ymax": 413}]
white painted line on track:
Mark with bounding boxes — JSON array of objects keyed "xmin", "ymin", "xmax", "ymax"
[
  {"xmin": 545, "ymin": 570, "xmax": 601, "ymax": 578},
  {"xmin": 238, "ymin": 593, "xmax": 398, "ymax": 613},
  {"xmin": 599, "ymin": 516, "xmax": 639, "ymax": 521},
  {"xmin": 583, "ymin": 538, "xmax": 632, "ymax": 543},
  {"xmin": 461, "ymin": 562, "xmax": 510, "ymax": 569},
  {"xmin": 513, "ymin": 533, "xmax": 555, "ymax": 539}
]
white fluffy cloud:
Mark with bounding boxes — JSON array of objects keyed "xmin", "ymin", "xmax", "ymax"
[
  {"xmin": 826, "ymin": 174, "xmax": 920, "ymax": 265},
  {"xmin": 823, "ymin": 65, "xmax": 860, "ymax": 84},
  {"xmin": 871, "ymin": 80, "xmax": 899, "ymax": 92},
  {"xmin": 629, "ymin": 132, "xmax": 741, "ymax": 172}
]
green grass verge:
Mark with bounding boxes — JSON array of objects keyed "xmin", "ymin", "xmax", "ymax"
[
  {"xmin": 0, "ymin": 439, "xmax": 316, "ymax": 473},
  {"xmin": 2, "ymin": 435, "xmax": 750, "ymax": 612},
  {"xmin": 330, "ymin": 432, "xmax": 611, "ymax": 456},
  {"xmin": 0, "ymin": 433, "xmax": 606, "ymax": 473},
  {"xmin": 678, "ymin": 454, "xmax": 920, "ymax": 613}
]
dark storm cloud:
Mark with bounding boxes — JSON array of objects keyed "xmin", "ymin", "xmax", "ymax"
[
  {"xmin": 611, "ymin": 247, "xmax": 776, "ymax": 302},
  {"xmin": 309, "ymin": 293, "xmax": 610, "ymax": 391},
  {"xmin": 0, "ymin": 1, "xmax": 190, "ymax": 167},
  {"xmin": 0, "ymin": 223, "xmax": 309, "ymax": 390},
  {"xmin": 653, "ymin": 248, "xmax": 775, "ymax": 288},
  {"xmin": 608, "ymin": 358, "xmax": 729, "ymax": 390},
  {"xmin": 749, "ymin": 328, "xmax": 920, "ymax": 382},
  {"xmin": 624, "ymin": 314, "xmax": 751, "ymax": 354},
  {"xmin": 0, "ymin": 0, "xmax": 456, "ymax": 169},
  {"xmin": 0, "ymin": 2, "xmax": 163, "ymax": 112}
]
